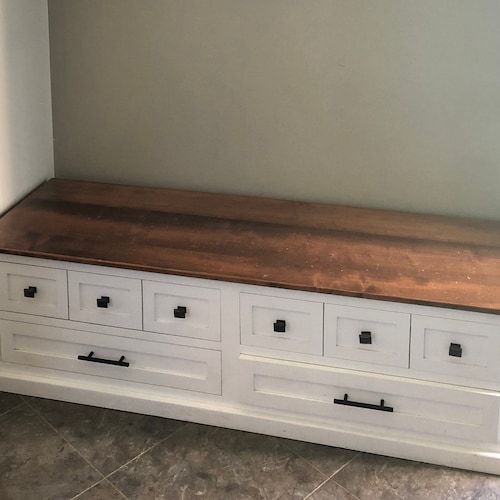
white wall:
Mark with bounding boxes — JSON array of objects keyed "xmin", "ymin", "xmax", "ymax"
[{"xmin": 0, "ymin": 0, "xmax": 53, "ymax": 214}]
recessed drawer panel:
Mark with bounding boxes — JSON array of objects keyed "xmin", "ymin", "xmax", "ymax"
[
  {"xmin": 143, "ymin": 281, "xmax": 220, "ymax": 341},
  {"xmin": 240, "ymin": 293, "xmax": 323, "ymax": 355},
  {"xmin": 0, "ymin": 262, "xmax": 68, "ymax": 319},
  {"xmin": 0, "ymin": 320, "xmax": 221, "ymax": 395},
  {"xmin": 410, "ymin": 315, "xmax": 500, "ymax": 384},
  {"xmin": 239, "ymin": 357, "xmax": 500, "ymax": 443},
  {"xmin": 324, "ymin": 305, "xmax": 410, "ymax": 368},
  {"xmin": 68, "ymin": 271, "xmax": 142, "ymax": 329}
]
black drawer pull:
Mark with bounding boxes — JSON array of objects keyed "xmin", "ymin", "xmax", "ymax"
[
  {"xmin": 96, "ymin": 296, "xmax": 110, "ymax": 308},
  {"xmin": 273, "ymin": 319, "xmax": 286, "ymax": 333},
  {"xmin": 449, "ymin": 343, "xmax": 462, "ymax": 358},
  {"xmin": 77, "ymin": 351, "xmax": 129, "ymax": 367},
  {"xmin": 359, "ymin": 331, "xmax": 372, "ymax": 344},
  {"xmin": 334, "ymin": 393, "xmax": 393, "ymax": 413},
  {"xmin": 24, "ymin": 286, "xmax": 38, "ymax": 298},
  {"xmin": 174, "ymin": 306, "xmax": 187, "ymax": 319}
]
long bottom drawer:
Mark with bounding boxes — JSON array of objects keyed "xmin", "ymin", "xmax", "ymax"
[
  {"xmin": 238, "ymin": 356, "xmax": 500, "ymax": 444},
  {"xmin": 0, "ymin": 320, "xmax": 221, "ymax": 395}
]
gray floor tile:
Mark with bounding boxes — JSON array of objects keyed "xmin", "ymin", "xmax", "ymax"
[
  {"xmin": 0, "ymin": 391, "xmax": 23, "ymax": 416},
  {"xmin": 283, "ymin": 439, "xmax": 358, "ymax": 476},
  {"xmin": 74, "ymin": 479, "xmax": 126, "ymax": 499},
  {"xmin": 27, "ymin": 396, "xmax": 186, "ymax": 475},
  {"xmin": 109, "ymin": 423, "xmax": 326, "ymax": 499},
  {"xmin": 0, "ymin": 392, "xmax": 496, "ymax": 500},
  {"xmin": 0, "ymin": 404, "xmax": 102, "ymax": 500},
  {"xmin": 308, "ymin": 478, "xmax": 359, "ymax": 500},
  {"xmin": 333, "ymin": 453, "xmax": 500, "ymax": 500}
]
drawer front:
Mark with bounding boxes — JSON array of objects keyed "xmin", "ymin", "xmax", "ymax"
[
  {"xmin": 68, "ymin": 271, "xmax": 142, "ymax": 329},
  {"xmin": 411, "ymin": 315, "xmax": 500, "ymax": 383},
  {"xmin": 0, "ymin": 320, "xmax": 221, "ymax": 395},
  {"xmin": 240, "ymin": 293, "xmax": 323, "ymax": 355},
  {"xmin": 143, "ymin": 281, "xmax": 220, "ymax": 341},
  {"xmin": 239, "ymin": 357, "xmax": 500, "ymax": 443},
  {"xmin": 0, "ymin": 262, "xmax": 68, "ymax": 319},
  {"xmin": 324, "ymin": 305, "xmax": 410, "ymax": 368}
]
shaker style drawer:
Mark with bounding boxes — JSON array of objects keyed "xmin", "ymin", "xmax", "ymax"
[
  {"xmin": 0, "ymin": 262, "xmax": 68, "ymax": 319},
  {"xmin": 143, "ymin": 280, "xmax": 220, "ymax": 341},
  {"xmin": 324, "ymin": 305, "xmax": 410, "ymax": 368},
  {"xmin": 239, "ymin": 357, "xmax": 500, "ymax": 443},
  {"xmin": 68, "ymin": 271, "xmax": 142, "ymax": 329},
  {"xmin": 410, "ymin": 315, "xmax": 500, "ymax": 384},
  {"xmin": 0, "ymin": 320, "xmax": 221, "ymax": 395},
  {"xmin": 240, "ymin": 293, "xmax": 323, "ymax": 355}
]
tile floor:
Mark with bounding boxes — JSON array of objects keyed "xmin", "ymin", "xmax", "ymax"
[{"xmin": 0, "ymin": 391, "xmax": 499, "ymax": 499}]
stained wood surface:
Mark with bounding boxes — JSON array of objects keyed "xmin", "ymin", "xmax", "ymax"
[{"xmin": 0, "ymin": 179, "xmax": 499, "ymax": 314}]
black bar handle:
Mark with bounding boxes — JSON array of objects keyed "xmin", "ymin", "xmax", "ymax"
[
  {"xmin": 97, "ymin": 296, "xmax": 110, "ymax": 308},
  {"xmin": 77, "ymin": 351, "xmax": 129, "ymax": 367},
  {"xmin": 174, "ymin": 306, "xmax": 187, "ymax": 319},
  {"xmin": 359, "ymin": 331, "xmax": 372, "ymax": 344},
  {"xmin": 24, "ymin": 286, "xmax": 37, "ymax": 298},
  {"xmin": 333, "ymin": 393, "xmax": 393, "ymax": 413},
  {"xmin": 449, "ymin": 343, "xmax": 462, "ymax": 358}
]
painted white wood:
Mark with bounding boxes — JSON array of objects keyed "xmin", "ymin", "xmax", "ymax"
[
  {"xmin": 0, "ymin": 320, "xmax": 221, "ymax": 395},
  {"xmin": 0, "ymin": 309, "xmax": 220, "ymax": 351},
  {"xmin": 68, "ymin": 271, "xmax": 142, "ymax": 329},
  {"xmin": 240, "ymin": 293, "xmax": 324, "ymax": 355},
  {"xmin": 1, "ymin": 253, "xmax": 500, "ymax": 474},
  {"xmin": 3, "ymin": 253, "xmax": 500, "ymax": 329},
  {"xmin": 324, "ymin": 304, "xmax": 410, "ymax": 368},
  {"xmin": 238, "ymin": 355, "xmax": 500, "ymax": 444},
  {"xmin": 0, "ymin": 262, "xmax": 68, "ymax": 319},
  {"xmin": 411, "ymin": 315, "xmax": 500, "ymax": 384},
  {"xmin": 143, "ymin": 280, "xmax": 220, "ymax": 341}
]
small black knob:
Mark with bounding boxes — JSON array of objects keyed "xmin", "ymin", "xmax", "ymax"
[
  {"xmin": 174, "ymin": 306, "xmax": 187, "ymax": 319},
  {"xmin": 24, "ymin": 286, "xmax": 37, "ymax": 298},
  {"xmin": 273, "ymin": 320, "xmax": 286, "ymax": 333},
  {"xmin": 359, "ymin": 331, "xmax": 372, "ymax": 344},
  {"xmin": 449, "ymin": 343, "xmax": 462, "ymax": 358},
  {"xmin": 96, "ymin": 296, "xmax": 110, "ymax": 308}
]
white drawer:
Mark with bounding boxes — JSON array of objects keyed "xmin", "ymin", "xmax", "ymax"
[
  {"xmin": 143, "ymin": 280, "xmax": 220, "ymax": 341},
  {"xmin": 239, "ymin": 357, "xmax": 500, "ymax": 444},
  {"xmin": 324, "ymin": 305, "xmax": 410, "ymax": 368},
  {"xmin": 240, "ymin": 293, "xmax": 323, "ymax": 355},
  {"xmin": 68, "ymin": 271, "xmax": 142, "ymax": 329},
  {"xmin": 410, "ymin": 315, "xmax": 500, "ymax": 384},
  {"xmin": 0, "ymin": 262, "xmax": 68, "ymax": 319},
  {"xmin": 0, "ymin": 320, "xmax": 221, "ymax": 395}
]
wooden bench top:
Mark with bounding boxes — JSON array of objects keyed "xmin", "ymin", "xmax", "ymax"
[{"xmin": 0, "ymin": 179, "xmax": 499, "ymax": 314}]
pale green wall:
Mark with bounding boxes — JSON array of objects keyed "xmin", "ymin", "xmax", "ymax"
[{"xmin": 48, "ymin": 1, "xmax": 500, "ymax": 220}]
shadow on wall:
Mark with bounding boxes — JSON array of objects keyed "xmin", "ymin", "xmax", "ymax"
[
  {"xmin": 0, "ymin": 0, "xmax": 14, "ymax": 212},
  {"xmin": 0, "ymin": 0, "xmax": 53, "ymax": 216}
]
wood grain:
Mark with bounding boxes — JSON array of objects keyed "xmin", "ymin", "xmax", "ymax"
[{"xmin": 0, "ymin": 179, "xmax": 499, "ymax": 314}]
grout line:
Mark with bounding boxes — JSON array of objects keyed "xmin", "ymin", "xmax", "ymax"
[
  {"xmin": 303, "ymin": 452, "xmax": 361, "ymax": 499},
  {"xmin": 70, "ymin": 478, "xmax": 130, "ymax": 500},
  {"xmin": 329, "ymin": 451, "xmax": 362, "ymax": 478},
  {"xmin": 23, "ymin": 397, "xmax": 106, "ymax": 481},
  {"xmin": 23, "ymin": 394, "xmax": 188, "ymax": 498},
  {"xmin": 303, "ymin": 475, "xmax": 334, "ymax": 499},
  {"xmin": 103, "ymin": 421, "xmax": 189, "ymax": 482},
  {"xmin": 70, "ymin": 478, "xmax": 107, "ymax": 500},
  {"xmin": 281, "ymin": 438, "xmax": 361, "ymax": 480},
  {"xmin": 106, "ymin": 478, "xmax": 130, "ymax": 500},
  {"xmin": 280, "ymin": 441, "xmax": 329, "ymax": 479},
  {"xmin": 309, "ymin": 477, "xmax": 362, "ymax": 500},
  {"xmin": 0, "ymin": 400, "xmax": 26, "ymax": 419}
]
